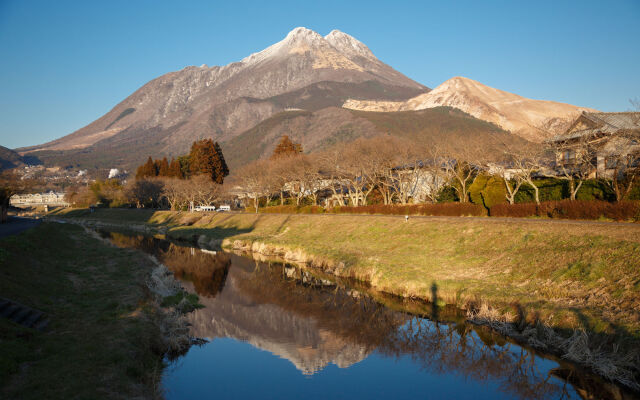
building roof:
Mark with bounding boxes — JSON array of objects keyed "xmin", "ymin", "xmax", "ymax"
[{"xmin": 549, "ymin": 111, "xmax": 640, "ymax": 142}]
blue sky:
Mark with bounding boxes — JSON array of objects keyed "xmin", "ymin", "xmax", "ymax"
[{"xmin": 1, "ymin": 0, "xmax": 639, "ymax": 149}]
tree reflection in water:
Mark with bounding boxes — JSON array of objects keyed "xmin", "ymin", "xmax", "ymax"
[{"xmin": 100, "ymin": 230, "xmax": 636, "ymax": 400}]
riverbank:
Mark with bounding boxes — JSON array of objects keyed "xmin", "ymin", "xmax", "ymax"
[
  {"xmin": 49, "ymin": 208, "xmax": 640, "ymax": 388},
  {"xmin": 0, "ymin": 222, "xmax": 193, "ymax": 399}
]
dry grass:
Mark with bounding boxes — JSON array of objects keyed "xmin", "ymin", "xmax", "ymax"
[
  {"xmin": 0, "ymin": 222, "xmax": 197, "ymax": 399},
  {"xmin": 52, "ymin": 209, "xmax": 640, "ymax": 335}
]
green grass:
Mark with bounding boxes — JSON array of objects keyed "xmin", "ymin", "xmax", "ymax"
[
  {"xmin": 0, "ymin": 223, "xmax": 165, "ymax": 399},
  {"xmin": 160, "ymin": 292, "xmax": 203, "ymax": 312}
]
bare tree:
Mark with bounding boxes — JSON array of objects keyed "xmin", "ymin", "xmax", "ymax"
[
  {"xmin": 235, "ymin": 160, "xmax": 271, "ymax": 213},
  {"xmin": 602, "ymin": 132, "xmax": 640, "ymax": 201},
  {"xmin": 443, "ymin": 155, "xmax": 477, "ymax": 203},
  {"xmin": 548, "ymin": 135, "xmax": 597, "ymax": 200},
  {"xmin": 160, "ymin": 177, "xmax": 188, "ymax": 210},
  {"xmin": 191, "ymin": 174, "xmax": 222, "ymax": 207},
  {"xmin": 341, "ymin": 138, "xmax": 383, "ymax": 206},
  {"xmin": 317, "ymin": 147, "xmax": 348, "ymax": 207},
  {"xmin": 125, "ymin": 179, "xmax": 164, "ymax": 208},
  {"xmin": 419, "ymin": 144, "xmax": 451, "ymax": 204}
]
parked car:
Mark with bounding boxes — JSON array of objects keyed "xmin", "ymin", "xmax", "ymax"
[{"xmin": 217, "ymin": 205, "xmax": 231, "ymax": 212}]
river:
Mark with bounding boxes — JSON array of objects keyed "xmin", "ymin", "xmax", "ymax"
[{"xmin": 98, "ymin": 229, "xmax": 637, "ymax": 400}]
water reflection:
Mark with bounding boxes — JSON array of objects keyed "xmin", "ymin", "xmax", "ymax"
[{"xmin": 99, "ymin": 230, "xmax": 638, "ymax": 400}]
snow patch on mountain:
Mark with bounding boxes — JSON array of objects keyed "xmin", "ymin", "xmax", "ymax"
[{"xmin": 325, "ymin": 30, "xmax": 376, "ymax": 62}]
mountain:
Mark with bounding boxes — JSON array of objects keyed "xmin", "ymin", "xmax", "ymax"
[
  {"xmin": 20, "ymin": 27, "xmax": 427, "ymax": 169},
  {"xmin": 0, "ymin": 145, "xmax": 27, "ymax": 170},
  {"xmin": 223, "ymin": 106, "xmax": 528, "ymax": 169},
  {"xmin": 343, "ymin": 76, "xmax": 597, "ymax": 142}
]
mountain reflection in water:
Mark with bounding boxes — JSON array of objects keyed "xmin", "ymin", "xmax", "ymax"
[{"xmin": 100, "ymin": 231, "xmax": 637, "ymax": 400}]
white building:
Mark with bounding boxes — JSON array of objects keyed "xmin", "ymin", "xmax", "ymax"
[{"xmin": 10, "ymin": 192, "xmax": 69, "ymax": 207}]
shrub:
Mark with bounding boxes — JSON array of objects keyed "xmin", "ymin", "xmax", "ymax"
[
  {"xmin": 259, "ymin": 205, "xmax": 324, "ymax": 214},
  {"xmin": 469, "ymin": 174, "xmax": 507, "ymax": 210},
  {"xmin": 436, "ymin": 185, "xmax": 459, "ymax": 203},
  {"xmin": 332, "ymin": 203, "xmax": 486, "ymax": 217},
  {"xmin": 491, "ymin": 200, "xmax": 640, "ymax": 221},
  {"xmin": 515, "ymin": 178, "xmax": 566, "ymax": 203},
  {"xmin": 575, "ymin": 179, "xmax": 615, "ymax": 202}
]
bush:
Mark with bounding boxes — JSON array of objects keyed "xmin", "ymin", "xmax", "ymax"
[
  {"xmin": 469, "ymin": 174, "xmax": 507, "ymax": 210},
  {"xmin": 515, "ymin": 178, "xmax": 566, "ymax": 203},
  {"xmin": 259, "ymin": 205, "xmax": 324, "ymax": 214},
  {"xmin": 332, "ymin": 203, "xmax": 487, "ymax": 217},
  {"xmin": 491, "ymin": 200, "xmax": 640, "ymax": 221},
  {"xmin": 575, "ymin": 180, "xmax": 615, "ymax": 202},
  {"xmin": 436, "ymin": 186, "xmax": 459, "ymax": 203}
]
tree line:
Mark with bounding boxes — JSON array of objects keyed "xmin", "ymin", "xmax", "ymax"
[
  {"xmin": 233, "ymin": 133, "xmax": 639, "ymax": 212},
  {"xmin": 59, "ymin": 130, "xmax": 639, "ymax": 212},
  {"xmin": 67, "ymin": 139, "xmax": 230, "ymax": 209},
  {"xmin": 135, "ymin": 139, "xmax": 228, "ymax": 183}
]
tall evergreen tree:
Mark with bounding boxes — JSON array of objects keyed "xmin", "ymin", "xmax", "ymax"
[
  {"xmin": 136, "ymin": 156, "xmax": 157, "ymax": 178},
  {"xmin": 168, "ymin": 158, "xmax": 183, "ymax": 178},
  {"xmin": 157, "ymin": 157, "xmax": 170, "ymax": 176},
  {"xmin": 188, "ymin": 139, "xmax": 229, "ymax": 183}
]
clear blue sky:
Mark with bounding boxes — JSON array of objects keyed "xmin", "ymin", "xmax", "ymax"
[{"xmin": 1, "ymin": 0, "xmax": 639, "ymax": 149}]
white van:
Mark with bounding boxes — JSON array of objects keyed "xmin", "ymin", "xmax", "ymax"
[
  {"xmin": 217, "ymin": 205, "xmax": 231, "ymax": 212},
  {"xmin": 194, "ymin": 205, "xmax": 216, "ymax": 212}
]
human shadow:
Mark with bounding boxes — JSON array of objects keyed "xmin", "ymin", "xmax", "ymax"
[{"xmin": 431, "ymin": 281, "xmax": 439, "ymax": 322}]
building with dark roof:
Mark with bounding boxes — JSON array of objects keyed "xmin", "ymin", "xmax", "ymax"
[{"xmin": 547, "ymin": 112, "xmax": 640, "ymax": 179}]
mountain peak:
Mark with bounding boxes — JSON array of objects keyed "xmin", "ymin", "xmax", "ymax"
[
  {"xmin": 325, "ymin": 30, "xmax": 376, "ymax": 61},
  {"xmin": 285, "ymin": 27, "xmax": 321, "ymax": 40},
  {"xmin": 241, "ymin": 27, "xmax": 328, "ymax": 67}
]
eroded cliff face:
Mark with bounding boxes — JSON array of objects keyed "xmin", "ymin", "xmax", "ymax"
[
  {"xmin": 344, "ymin": 76, "xmax": 597, "ymax": 142},
  {"xmin": 22, "ymin": 27, "xmax": 426, "ymax": 164}
]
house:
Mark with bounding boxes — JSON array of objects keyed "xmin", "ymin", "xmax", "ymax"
[{"xmin": 547, "ymin": 112, "xmax": 640, "ymax": 179}]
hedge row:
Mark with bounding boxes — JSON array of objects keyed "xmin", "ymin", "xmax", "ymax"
[
  {"xmin": 333, "ymin": 203, "xmax": 487, "ymax": 217},
  {"xmin": 490, "ymin": 200, "xmax": 640, "ymax": 221},
  {"xmin": 254, "ymin": 200, "xmax": 640, "ymax": 221},
  {"xmin": 257, "ymin": 205, "xmax": 325, "ymax": 214}
]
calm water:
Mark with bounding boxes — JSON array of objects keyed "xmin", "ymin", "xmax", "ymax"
[{"xmin": 100, "ymin": 230, "xmax": 636, "ymax": 400}]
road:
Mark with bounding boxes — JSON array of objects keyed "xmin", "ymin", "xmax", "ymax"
[{"xmin": 0, "ymin": 216, "xmax": 41, "ymax": 239}]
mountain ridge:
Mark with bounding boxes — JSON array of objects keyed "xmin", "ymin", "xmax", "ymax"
[{"xmin": 343, "ymin": 76, "xmax": 597, "ymax": 142}]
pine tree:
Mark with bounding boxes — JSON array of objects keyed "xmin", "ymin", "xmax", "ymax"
[
  {"xmin": 158, "ymin": 157, "xmax": 170, "ymax": 176},
  {"xmin": 168, "ymin": 158, "xmax": 183, "ymax": 178},
  {"xmin": 271, "ymin": 135, "xmax": 303, "ymax": 159},
  {"xmin": 213, "ymin": 142, "xmax": 229, "ymax": 183},
  {"xmin": 136, "ymin": 156, "xmax": 157, "ymax": 178}
]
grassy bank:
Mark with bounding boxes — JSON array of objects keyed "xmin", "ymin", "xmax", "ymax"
[
  {"xmin": 51, "ymin": 209, "xmax": 640, "ymax": 336},
  {"xmin": 0, "ymin": 222, "xmax": 177, "ymax": 399}
]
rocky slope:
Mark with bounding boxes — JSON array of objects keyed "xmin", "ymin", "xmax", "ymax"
[
  {"xmin": 20, "ymin": 27, "xmax": 427, "ymax": 169},
  {"xmin": 343, "ymin": 76, "xmax": 597, "ymax": 142}
]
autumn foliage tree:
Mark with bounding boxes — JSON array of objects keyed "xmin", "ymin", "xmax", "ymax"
[{"xmin": 271, "ymin": 135, "xmax": 303, "ymax": 159}]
